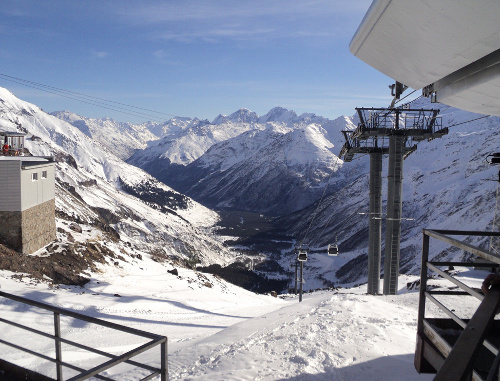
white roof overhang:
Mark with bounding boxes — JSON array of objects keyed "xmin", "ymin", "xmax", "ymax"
[{"xmin": 350, "ymin": 0, "xmax": 500, "ymax": 115}]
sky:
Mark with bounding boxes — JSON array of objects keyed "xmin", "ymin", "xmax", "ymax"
[{"xmin": 0, "ymin": 0, "xmax": 395, "ymax": 123}]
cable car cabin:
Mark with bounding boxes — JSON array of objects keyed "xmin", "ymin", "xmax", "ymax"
[
  {"xmin": 487, "ymin": 153, "xmax": 500, "ymax": 164},
  {"xmin": 1, "ymin": 131, "xmax": 26, "ymax": 156},
  {"xmin": 327, "ymin": 244, "xmax": 339, "ymax": 256},
  {"xmin": 297, "ymin": 251, "xmax": 308, "ymax": 262}
]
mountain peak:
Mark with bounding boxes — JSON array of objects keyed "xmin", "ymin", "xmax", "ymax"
[
  {"xmin": 258, "ymin": 107, "xmax": 297, "ymax": 124},
  {"xmin": 212, "ymin": 114, "xmax": 229, "ymax": 125},
  {"xmin": 228, "ymin": 108, "xmax": 259, "ymax": 123},
  {"xmin": 213, "ymin": 109, "xmax": 258, "ymax": 125}
]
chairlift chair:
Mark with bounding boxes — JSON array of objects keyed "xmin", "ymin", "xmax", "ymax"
[{"xmin": 327, "ymin": 243, "xmax": 339, "ymax": 256}]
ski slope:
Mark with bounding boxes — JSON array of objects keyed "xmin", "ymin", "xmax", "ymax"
[{"xmin": 1, "ymin": 262, "xmax": 486, "ymax": 380}]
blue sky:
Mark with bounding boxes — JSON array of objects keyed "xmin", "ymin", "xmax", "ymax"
[{"xmin": 0, "ymin": 0, "xmax": 395, "ymax": 123}]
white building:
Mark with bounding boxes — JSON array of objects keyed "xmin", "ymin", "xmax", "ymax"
[{"xmin": 0, "ymin": 154, "xmax": 56, "ymax": 254}]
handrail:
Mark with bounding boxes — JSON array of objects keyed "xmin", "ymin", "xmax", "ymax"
[
  {"xmin": 0, "ymin": 290, "xmax": 168, "ymax": 380},
  {"xmin": 416, "ymin": 229, "xmax": 500, "ymax": 380},
  {"xmin": 434, "ymin": 288, "xmax": 500, "ymax": 380}
]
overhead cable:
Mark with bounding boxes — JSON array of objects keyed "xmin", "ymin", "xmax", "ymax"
[
  {"xmin": 446, "ymin": 114, "xmax": 491, "ymax": 129},
  {"xmin": 0, "ymin": 74, "xmax": 177, "ymax": 122},
  {"xmin": 299, "ymin": 171, "xmax": 335, "ymax": 247}
]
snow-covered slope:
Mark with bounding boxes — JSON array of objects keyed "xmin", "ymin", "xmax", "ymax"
[
  {"xmin": 277, "ymin": 98, "xmax": 500, "ymax": 287},
  {"xmin": 51, "ymin": 111, "xmax": 160, "ymax": 160},
  {"xmin": 0, "ymin": 87, "xmax": 232, "ymax": 270},
  {"xmin": 4, "ymin": 265, "xmax": 484, "ymax": 380},
  {"xmin": 128, "ymin": 107, "xmax": 356, "ymax": 215},
  {"xmin": 168, "ymin": 123, "xmax": 346, "ymax": 215}
]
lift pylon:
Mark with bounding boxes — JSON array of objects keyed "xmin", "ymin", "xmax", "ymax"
[{"xmin": 339, "ymin": 106, "xmax": 448, "ymax": 295}]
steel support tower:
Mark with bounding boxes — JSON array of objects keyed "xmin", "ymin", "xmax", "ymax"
[
  {"xmin": 383, "ymin": 134, "xmax": 405, "ymax": 294},
  {"xmin": 367, "ymin": 152, "xmax": 383, "ymax": 294},
  {"xmin": 339, "ymin": 107, "xmax": 447, "ymax": 295}
]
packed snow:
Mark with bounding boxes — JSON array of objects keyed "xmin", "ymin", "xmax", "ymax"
[{"xmin": 0, "ymin": 261, "xmax": 490, "ymax": 380}]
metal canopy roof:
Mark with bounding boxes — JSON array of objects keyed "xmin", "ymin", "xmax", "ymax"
[{"xmin": 350, "ymin": 0, "xmax": 500, "ymax": 116}]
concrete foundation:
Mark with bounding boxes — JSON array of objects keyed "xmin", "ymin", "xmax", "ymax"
[{"xmin": 0, "ymin": 199, "xmax": 56, "ymax": 254}]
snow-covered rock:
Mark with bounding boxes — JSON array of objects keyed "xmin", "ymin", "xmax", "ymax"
[{"xmin": 51, "ymin": 111, "xmax": 159, "ymax": 160}]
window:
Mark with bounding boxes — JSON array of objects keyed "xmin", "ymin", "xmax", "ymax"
[
  {"xmin": 42, "ymin": 171, "xmax": 47, "ymax": 179},
  {"xmin": 31, "ymin": 172, "xmax": 38, "ymax": 181}
]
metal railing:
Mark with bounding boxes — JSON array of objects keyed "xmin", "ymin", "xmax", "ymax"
[
  {"xmin": 0, "ymin": 290, "xmax": 168, "ymax": 381},
  {"xmin": 416, "ymin": 229, "xmax": 500, "ymax": 380}
]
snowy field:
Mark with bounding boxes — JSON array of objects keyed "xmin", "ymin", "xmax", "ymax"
[{"xmin": 0, "ymin": 258, "xmax": 489, "ymax": 381}]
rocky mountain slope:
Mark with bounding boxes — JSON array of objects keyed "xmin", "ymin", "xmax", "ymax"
[
  {"xmin": 0, "ymin": 87, "xmax": 238, "ymax": 285},
  {"xmin": 125, "ymin": 107, "xmax": 357, "ymax": 215},
  {"xmin": 36, "ymin": 91, "xmax": 500, "ymax": 290},
  {"xmin": 275, "ymin": 99, "xmax": 500, "ymax": 287}
]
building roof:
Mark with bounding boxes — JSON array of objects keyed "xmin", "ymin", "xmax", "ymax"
[
  {"xmin": 0, "ymin": 131, "xmax": 26, "ymax": 137},
  {"xmin": 350, "ymin": 0, "xmax": 500, "ymax": 116},
  {"xmin": 0, "ymin": 156, "xmax": 54, "ymax": 167}
]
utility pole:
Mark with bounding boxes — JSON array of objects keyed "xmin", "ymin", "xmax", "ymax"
[
  {"xmin": 294, "ymin": 260, "xmax": 298, "ymax": 295},
  {"xmin": 299, "ymin": 261, "xmax": 304, "ymax": 302},
  {"xmin": 294, "ymin": 245, "xmax": 308, "ymax": 302}
]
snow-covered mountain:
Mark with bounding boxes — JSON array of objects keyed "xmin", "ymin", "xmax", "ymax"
[
  {"xmin": 51, "ymin": 110, "xmax": 160, "ymax": 160},
  {"xmin": 127, "ymin": 107, "xmax": 357, "ymax": 215},
  {"xmin": 126, "ymin": 110, "xmax": 263, "ymax": 169},
  {"xmin": 9, "ymin": 86, "xmax": 500, "ymax": 291},
  {"xmin": 0, "ymin": 87, "xmax": 237, "ymax": 278},
  {"xmin": 276, "ymin": 98, "xmax": 500, "ymax": 288},
  {"xmin": 166, "ymin": 123, "xmax": 348, "ymax": 215}
]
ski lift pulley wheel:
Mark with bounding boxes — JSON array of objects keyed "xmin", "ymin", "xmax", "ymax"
[{"xmin": 327, "ymin": 244, "xmax": 339, "ymax": 256}]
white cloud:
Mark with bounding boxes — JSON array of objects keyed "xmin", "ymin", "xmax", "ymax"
[
  {"xmin": 117, "ymin": 0, "xmax": 372, "ymax": 44},
  {"xmin": 153, "ymin": 50, "xmax": 180, "ymax": 65},
  {"xmin": 92, "ymin": 51, "xmax": 109, "ymax": 59}
]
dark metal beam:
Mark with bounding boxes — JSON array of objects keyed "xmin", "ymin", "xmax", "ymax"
[{"xmin": 434, "ymin": 288, "xmax": 500, "ymax": 381}]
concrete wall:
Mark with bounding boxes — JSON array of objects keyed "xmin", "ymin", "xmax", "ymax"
[
  {"xmin": 21, "ymin": 199, "xmax": 56, "ymax": 254},
  {"xmin": 0, "ymin": 199, "xmax": 56, "ymax": 253}
]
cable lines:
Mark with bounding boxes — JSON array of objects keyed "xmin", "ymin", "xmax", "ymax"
[
  {"xmin": 446, "ymin": 114, "xmax": 491, "ymax": 129},
  {"xmin": 299, "ymin": 171, "xmax": 333, "ymax": 247},
  {"xmin": 0, "ymin": 74, "xmax": 177, "ymax": 122}
]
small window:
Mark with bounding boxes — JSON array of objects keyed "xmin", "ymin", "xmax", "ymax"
[
  {"xmin": 31, "ymin": 172, "xmax": 38, "ymax": 181},
  {"xmin": 42, "ymin": 171, "xmax": 47, "ymax": 179}
]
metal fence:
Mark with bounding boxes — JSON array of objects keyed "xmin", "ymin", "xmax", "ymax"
[
  {"xmin": 416, "ymin": 229, "xmax": 500, "ymax": 380},
  {"xmin": 0, "ymin": 290, "xmax": 168, "ymax": 381}
]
